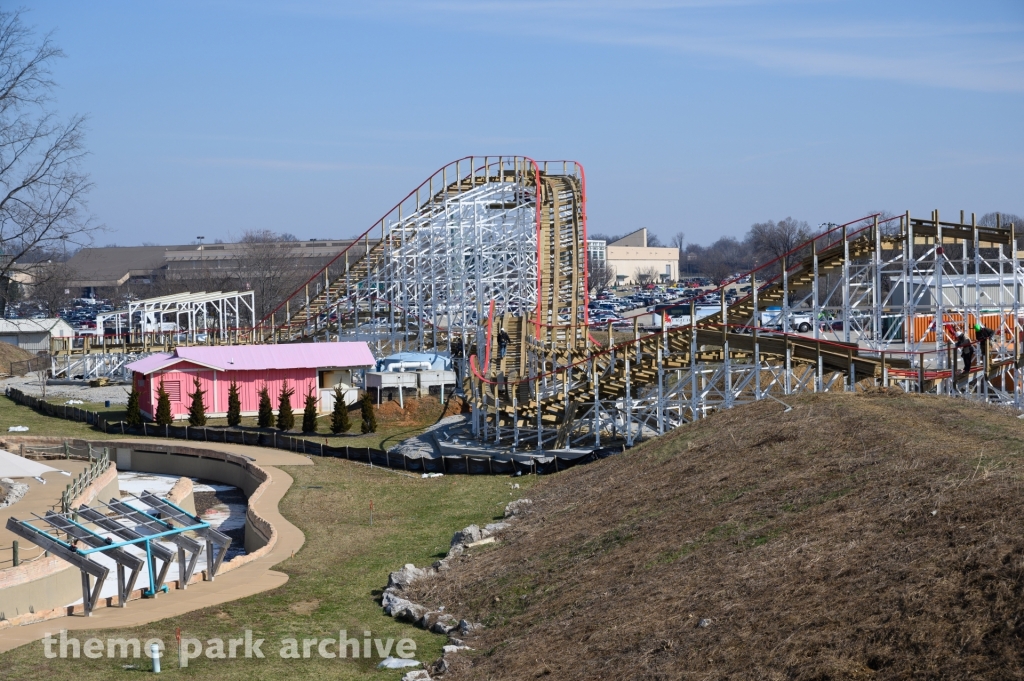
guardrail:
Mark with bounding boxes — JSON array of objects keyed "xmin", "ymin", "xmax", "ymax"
[
  {"xmin": 0, "ymin": 540, "xmax": 46, "ymax": 569},
  {"xmin": 21, "ymin": 440, "xmax": 110, "ymax": 461},
  {"xmin": 59, "ymin": 456, "xmax": 112, "ymax": 513}
]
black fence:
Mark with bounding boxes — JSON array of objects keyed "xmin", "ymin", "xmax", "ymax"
[
  {"xmin": 4, "ymin": 388, "xmax": 624, "ymax": 476},
  {"xmin": 10, "ymin": 354, "xmax": 50, "ymax": 377}
]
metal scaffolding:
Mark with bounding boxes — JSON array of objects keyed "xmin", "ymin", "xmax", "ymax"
[
  {"xmin": 261, "ymin": 157, "xmax": 586, "ymax": 357},
  {"xmin": 472, "ymin": 210, "xmax": 1024, "ymax": 450},
  {"xmin": 48, "ymin": 154, "xmax": 1020, "ymax": 452},
  {"xmin": 97, "ymin": 290, "xmax": 256, "ymax": 342},
  {"xmin": 252, "ymin": 158, "xmax": 1023, "ymax": 452}
]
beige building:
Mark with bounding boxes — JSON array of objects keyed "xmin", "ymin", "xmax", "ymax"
[
  {"xmin": 603, "ymin": 228, "xmax": 679, "ymax": 285},
  {"xmin": 0, "ymin": 318, "xmax": 74, "ymax": 352}
]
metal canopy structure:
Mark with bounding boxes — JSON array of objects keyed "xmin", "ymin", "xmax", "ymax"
[
  {"xmin": 5, "ymin": 493, "xmax": 230, "ymax": 615},
  {"xmin": 97, "ymin": 290, "xmax": 256, "ymax": 341}
]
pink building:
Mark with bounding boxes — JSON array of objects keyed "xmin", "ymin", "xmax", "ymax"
[{"xmin": 126, "ymin": 343, "xmax": 375, "ymax": 420}]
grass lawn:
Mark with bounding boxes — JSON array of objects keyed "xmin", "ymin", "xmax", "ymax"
[
  {"xmin": 0, "ymin": 395, "xmax": 125, "ymax": 440},
  {"xmin": 0, "ymin": 457, "xmax": 535, "ymax": 680}
]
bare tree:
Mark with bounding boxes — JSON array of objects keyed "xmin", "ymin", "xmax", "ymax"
[
  {"xmin": 0, "ymin": 10, "xmax": 94, "ymax": 313},
  {"xmin": 235, "ymin": 229, "xmax": 306, "ymax": 319},
  {"xmin": 587, "ymin": 233, "xmax": 623, "ymax": 245},
  {"xmin": 671, "ymin": 231, "xmax": 685, "ymax": 278},
  {"xmin": 0, "ymin": 274, "xmax": 21, "ymax": 313},
  {"xmin": 30, "ymin": 260, "xmax": 76, "ymax": 315},
  {"xmin": 34, "ymin": 364, "xmax": 47, "ymax": 398},
  {"xmin": 647, "ymin": 232, "xmax": 663, "ymax": 247},
  {"xmin": 634, "ymin": 266, "xmax": 659, "ymax": 285},
  {"xmin": 855, "ymin": 211, "xmax": 902, "ymax": 238},
  {"xmin": 587, "ymin": 258, "xmax": 615, "ymax": 292},
  {"xmin": 980, "ymin": 212, "xmax": 1023, "ymax": 229},
  {"xmin": 747, "ymin": 218, "xmax": 813, "ymax": 263},
  {"xmin": 692, "ymin": 237, "xmax": 754, "ymax": 284}
]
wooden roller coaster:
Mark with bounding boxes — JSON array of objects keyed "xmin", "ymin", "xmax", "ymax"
[{"xmin": 48, "ymin": 156, "xmax": 1024, "ymax": 447}]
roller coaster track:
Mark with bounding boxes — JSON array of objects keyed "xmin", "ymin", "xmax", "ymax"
[
  {"xmin": 74, "ymin": 151, "xmax": 1017, "ymax": 445},
  {"xmin": 259, "ymin": 157, "xmax": 587, "ymax": 363},
  {"xmin": 474, "ymin": 219, "xmax": 881, "ymax": 426},
  {"xmin": 472, "ymin": 212, "xmax": 1023, "ymax": 440}
]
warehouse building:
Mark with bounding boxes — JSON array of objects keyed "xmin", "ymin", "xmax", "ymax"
[{"xmin": 0, "ymin": 318, "xmax": 74, "ymax": 352}]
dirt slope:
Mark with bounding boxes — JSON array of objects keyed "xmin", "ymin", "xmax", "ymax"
[
  {"xmin": 0, "ymin": 342, "xmax": 37, "ymax": 374},
  {"xmin": 409, "ymin": 391, "xmax": 1024, "ymax": 680}
]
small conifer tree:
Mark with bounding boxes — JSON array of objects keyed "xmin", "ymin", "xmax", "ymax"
[
  {"xmin": 125, "ymin": 385, "xmax": 143, "ymax": 427},
  {"xmin": 330, "ymin": 387, "xmax": 351, "ymax": 434},
  {"xmin": 226, "ymin": 381, "xmax": 242, "ymax": 427},
  {"xmin": 257, "ymin": 385, "xmax": 273, "ymax": 428},
  {"xmin": 301, "ymin": 386, "xmax": 318, "ymax": 433},
  {"xmin": 360, "ymin": 391, "xmax": 377, "ymax": 434},
  {"xmin": 187, "ymin": 376, "xmax": 207, "ymax": 427},
  {"xmin": 277, "ymin": 381, "xmax": 295, "ymax": 431},
  {"xmin": 155, "ymin": 381, "xmax": 173, "ymax": 426}
]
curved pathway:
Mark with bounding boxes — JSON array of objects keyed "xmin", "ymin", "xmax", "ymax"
[{"xmin": 0, "ymin": 443, "xmax": 311, "ymax": 653}]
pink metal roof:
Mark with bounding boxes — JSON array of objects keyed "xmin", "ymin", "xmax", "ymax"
[
  {"xmin": 125, "ymin": 352, "xmax": 175, "ymax": 375},
  {"xmin": 126, "ymin": 342, "xmax": 375, "ymax": 375}
]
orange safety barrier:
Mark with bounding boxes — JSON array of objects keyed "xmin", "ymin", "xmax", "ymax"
[{"xmin": 908, "ymin": 313, "xmax": 1012, "ymax": 343}]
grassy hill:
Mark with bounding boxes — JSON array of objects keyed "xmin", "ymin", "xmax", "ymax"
[{"xmin": 408, "ymin": 391, "xmax": 1024, "ymax": 679}]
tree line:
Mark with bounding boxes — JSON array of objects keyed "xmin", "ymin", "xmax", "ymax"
[{"xmin": 125, "ymin": 377, "xmax": 379, "ymax": 434}]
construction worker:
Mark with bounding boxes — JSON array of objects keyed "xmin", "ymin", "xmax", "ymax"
[
  {"xmin": 450, "ymin": 336, "xmax": 464, "ymax": 384},
  {"xmin": 955, "ymin": 331, "xmax": 975, "ymax": 376},
  {"xmin": 497, "ymin": 327, "xmax": 510, "ymax": 359},
  {"xmin": 974, "ymin": 322, "xmax": 995, "ymax": 366}
]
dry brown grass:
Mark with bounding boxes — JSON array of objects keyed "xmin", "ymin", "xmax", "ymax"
[
  {"xmin": 408, "ymin": 391, "xmax": 1024, "ymax": 680},
  {"xmin": 372, "ymin": 394, "xmax": 468, "ymax": 424}
]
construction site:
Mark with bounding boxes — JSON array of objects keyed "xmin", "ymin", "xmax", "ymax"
[
  {"xmin": 45, "ymin": 156, "xmax": 1024, "ymax": 456},
  {"xmin": 2, "ymin": 161, "xmax": 1023, "ymax": 679}
]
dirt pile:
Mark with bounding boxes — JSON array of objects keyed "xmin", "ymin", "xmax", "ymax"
[
  {"xmin": 374, "ymin": 394, "xmax": 467, "ymax": 425},
  {"xmin": 0, "ymin": 344, "xmax": 38, "ymax": 375},
  {"xmin": 408, "ymin": 392, "xmax": 1024, "ymax": 679}
]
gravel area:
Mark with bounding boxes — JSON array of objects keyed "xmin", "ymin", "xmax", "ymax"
[
  {"xmin": 388, "ymin": 414, "xmax": 470, "ymax": 459},
  {"xmin": 0, "ymin": 376, "xmax": 132, "ymax": 405}
]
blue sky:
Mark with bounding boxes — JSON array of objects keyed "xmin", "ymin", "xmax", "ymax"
[{"xmin": 24, "ymin": 0, "xmax": 1024, "ymax": 246}]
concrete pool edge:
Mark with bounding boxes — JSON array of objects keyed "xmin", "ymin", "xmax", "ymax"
[{"xmin": 0, "ymin": 439, "xmax": 308, "ymax": 652}]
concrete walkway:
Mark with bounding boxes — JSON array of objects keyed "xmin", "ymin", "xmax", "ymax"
[
  {"xmin": 0, "ymin": 443, "xmax": 310, "ymax": 653},
  {"xmin": 0, "ymin": 459, "xmax": 90, "ymax": 555}
]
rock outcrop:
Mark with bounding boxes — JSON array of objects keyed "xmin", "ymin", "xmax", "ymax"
[{"xmin": 379, "ymin": 499, "xmax": 530, "ymax": 676}]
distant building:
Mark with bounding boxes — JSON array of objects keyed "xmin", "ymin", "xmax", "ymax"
[
  {"xmin": 0, "ymin": 318, "xmax": 74, "ymax": 352},
  {"xmin": 606, "ymin": 228, "xmax": 679, "ymax": 285},
  {"xmin": 126, "ymin": 342, "xmax": 376, "ymax": 421},
  {"xmin": 65, "ymin": 239, "xmax": 370, "ymax": 296}
]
